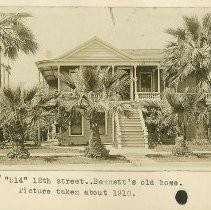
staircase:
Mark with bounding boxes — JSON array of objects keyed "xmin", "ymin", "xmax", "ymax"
[{"xmin": 116, "ymin": 109, "xmax": 148, "ymax": 148}]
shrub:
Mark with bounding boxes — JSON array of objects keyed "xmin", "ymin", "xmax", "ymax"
[
  {"xmin": 84, "ymin": 144, "xmax": 109, "ymax": 159},
  {"xmin": 143, "ymin": 106, "xmax": 177, "ymax": 148},
  {"xmin": 7, "ymin": 148, "xmax": 30, "ymax": 159},
  {"xmin": 172, "ymin": 136, "xmax": 192, "ymax": 156}
]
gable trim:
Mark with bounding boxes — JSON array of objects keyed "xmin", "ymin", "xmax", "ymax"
[{"xmin": 55, "ymin": 36, "xmax": 132, "ymax": 60}]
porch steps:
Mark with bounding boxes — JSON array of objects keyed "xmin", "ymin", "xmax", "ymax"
[
  {"xmin": 117, "ymin": 109, "xmax": 147, "ymax": 148},
  {"xmin": 41, "ymin": 139, "xmax": 60, "ymax": 146}
]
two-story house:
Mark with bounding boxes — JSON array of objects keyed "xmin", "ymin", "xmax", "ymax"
[{"xmin": 36, "ymin": 37, "xmax": 201, "ymax": 149}]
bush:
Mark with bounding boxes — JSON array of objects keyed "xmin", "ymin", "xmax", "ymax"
[
  {"xmin": 172, "ymin": 146, "xmax": 192, "ymax": 157},
  {"xmin": 172, "ymin": 136, "xmax": 192, "ymax": 157},
  {"xmin": 143, "ymin": 107, "xmax": 177, "ymax": 148},
  {"xmin": 84, "ymin": 144, "xmax": 109, "ymax": 159},
  {"xmin": 7, "ymin": 148, "xmax": 30, "ymax": 159}
]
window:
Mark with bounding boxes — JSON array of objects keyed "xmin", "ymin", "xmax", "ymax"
[
  {"xmin": 69, "ymin": 114, "xmax": 83, "ymax": 136},
  {"xmin": 139, "ymin": 72, "xmax": 153, "ymax": 92},
  {"xmin": 98, "ymin": 112, "xmax": 107, "ymax": 135}
]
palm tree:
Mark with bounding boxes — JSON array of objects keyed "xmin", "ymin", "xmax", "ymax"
[
  {"xmin": 162, "ymin": 13, "xmax": 211, "ymax": 91},
  {"xmin": 59, "ymin": 66, "xmax": 130, "ymax": 159},
  {"xmin": 0, "ymin": 13, "xmax": 38, "ymax": 87},
  {"xmin": 164, "ymin": 89, "xmax": 205, "ymax": 155},
  {"xmin": 142, "ymin": 88, "xmax": 205, "ymax": 155},
  {"xmin": 0, "ymin": 86, "xmax": 56, "ymax": 158}
]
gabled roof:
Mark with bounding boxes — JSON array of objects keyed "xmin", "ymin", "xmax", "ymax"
[
  {"xmin": 122, "ymin": 49, "xmax": 163, "ymax": 60},
  {"xmin": 36, "ymin": 36, "xmax": 164, "ymax": 70},
  {"xmin": 54, "ymin": 36, "xmax": 133, "ymax": 60}
]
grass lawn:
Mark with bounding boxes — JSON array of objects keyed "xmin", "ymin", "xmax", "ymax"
[
  {"xmin": 153, "ymin": 144, "xmax": 211, "ymax": 152},
  {"xmin": 150, "ymin": 142, "xmax": 211, "ymax": 162},
  {"xmin": 0, "ymin": 144, "xmax": 131, "ymax": 165},
  {"xmin": 0, "ymin": 155, "xmax": 130, "ymax": 165},
  {"xmin": 0, "ymin": 145, "xmax": 84, "ymax": 155},
  {"xmin": 146, "ymin": 153, "xmax": 211, "ymax": 162},
  {"xmin": 2, "ymin": 142, "xmax": 211, "ymax": 166}
]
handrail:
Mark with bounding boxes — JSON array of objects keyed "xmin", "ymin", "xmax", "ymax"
[{"xmin": 138, "ymin": 109, "xmax": 149, "ymax": 149}]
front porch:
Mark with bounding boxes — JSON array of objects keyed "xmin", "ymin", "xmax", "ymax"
[
  {"xmin": 38, "ymin": 64, "xmax": 162, "ymax": 101},
  {"xmin": 37, "ymin": 37, "xmax": 163, "ymax": 101}
]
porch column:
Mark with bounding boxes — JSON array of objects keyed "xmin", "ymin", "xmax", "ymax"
[
  {"xmin": 111, "ymin": 64, "xmax": 115, "ymax": 147},
  {"xmin": 58, "ymin": 65, "xmax": 61, "ymax": 92},
  {"xmin": 111, "ymin": 65, "xmax": 114, "ymax": 74},
  {"xmin": 130, "ymin": 66, "xmax": 134, "ymax": 101},
  {"xmin": 158, "ymin": 65, "xmax": 161, "ymax": 93},
  {"xmin": 112, "ymin": 115, "xmax": 115, "ymax": 145},
  {"xmin": 134, "ymin": 65, "xmax": 138, "ymax": 100}
]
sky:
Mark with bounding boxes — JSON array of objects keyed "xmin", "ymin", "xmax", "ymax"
[{"xmin": 1, "ymin": 7, "xmax": 211, "ymax": 87}]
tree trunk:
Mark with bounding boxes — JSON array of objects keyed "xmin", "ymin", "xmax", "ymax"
[
  {"xmin": 7, "ymin": 140, "xmax": 30, "ymax": 159},
  {"xmin": 84, "ymin": 112, "xmax": 109, "ymax": 159},
  {"xmin": 172, "ymin": 120, "xmax": 191, "ymax": 156},
  {"xmin": 36, "ymin": 122, "xmax": 41, "ymax": 147},
  {"xmin": 14, "ymin": 141, "xmax": 25, "ymax": 150}
]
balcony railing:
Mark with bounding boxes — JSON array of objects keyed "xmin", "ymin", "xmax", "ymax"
[
  {"xmin": 135, "ymin": 92, "xmax": 211, "ymax": 104},
  {"xmin": 136, "ymin": 92, "xmax": 161, "ymax": 100}
]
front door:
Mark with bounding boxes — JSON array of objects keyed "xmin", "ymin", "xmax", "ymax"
[{"xmin": 139, "ymin": 72, "xmax": 153, "ymax": 92}]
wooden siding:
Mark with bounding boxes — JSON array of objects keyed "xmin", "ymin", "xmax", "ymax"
[
  {"xmin": 65, "ymin": 42, "xmax": 127, "ymax": 60},
  {"xmin": 60, "ymin": 118, "xmax": 113, "ymax": 145}
]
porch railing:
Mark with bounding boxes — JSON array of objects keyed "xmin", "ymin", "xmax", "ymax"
[
  {"xmin": 136, "ymin": 92, "xmax": 161, "ymax": 100},
  {"xmin": 138, "ymin": 109, "xmax": 149, "ymax": 149}
]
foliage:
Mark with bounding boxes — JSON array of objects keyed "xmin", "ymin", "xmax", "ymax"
[
  {"xmin": 59, "ymin": 66, "xmax": 130, "ymax": 158},
  {"xmin": 7, "ymin": 147, "xmax": 30, "ymax": 159},
  {"xmin": 142, "ymin": 99, "xmax": 177, "ymax": 148},
  {"xmin": 162, "ymin": 13, "xmax": 211, "ymax": 91},
  {"xmin": 172, "ymin": 135, "xmax": 192, "ymax": 157},
  {"xmin": 142, "ymin": 88, "xmax": 206, "ymax": 154},
  {"xmin": 164, "ymin": 88, "xmax": 204, "ymax": 135},
  {"xmin": 165, "ymin": 89, "xmax": 206, "ymax": 155},
  {"xmin": 0, "ymin": 12, "xmax": 38, "ymax": 60},
  {"xmin": 84, "ymin": 141, "xmax": 109, "ymax": 159},
  {"xmin": 0, "ymin": 86, "xmax": 57, "ymax": 158},
  {"xmin": 162, "ymin": 13, "xmax": 211, "ymax": 155}
]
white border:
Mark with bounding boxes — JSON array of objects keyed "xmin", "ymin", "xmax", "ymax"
[{"xmin": 1, "ymin": 0, "xmax": 211, "ymax": 7}]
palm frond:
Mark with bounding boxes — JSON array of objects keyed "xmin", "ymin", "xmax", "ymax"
[
  {"xmin": 2, "ymin": 87, "xmax": 22, "ymax": 106},
  {"xmin": 81, "ymin": 66, "xmax": 100, "ymax": 92},
  {"xmin": 59, "ymin": 72, "xmax": 76, "ymax": 90},
  {"xmin": 24, "ymin": 86, "xmax": 38, "ymax": 103},
  {"xmin": 37, "ymin": 90, "xmax": 58, "ymax": 107},
  {"xmin": 183, "ymin": 15, "xmax": 200, "ymax": 40},
  {"xmin": 202, "ymin": 13, "xmax": 211, "ymax": 29},
  {"xmin": 165, "ymin": 27, "xmax": 186, "ymax": 40},
  {"xmin": 0, "ymin": 12, "xmax": 38, "ymax": 60}
]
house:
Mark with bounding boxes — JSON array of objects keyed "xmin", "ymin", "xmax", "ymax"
[{"xmin": 36, "ymin": 37, "xmax": 203, "ymax": 148}]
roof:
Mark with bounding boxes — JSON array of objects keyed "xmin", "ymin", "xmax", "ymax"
[
  {"xmin": 54, "ymin": 36, "xmax": 132, "ymax": 61},
  {"xmin": 36, "ymin": 37, "xmax": 164, "ymax": 69},
  {"xmin": 121, "ymin": 49, "xmax": 164, "ymax": 60}
]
